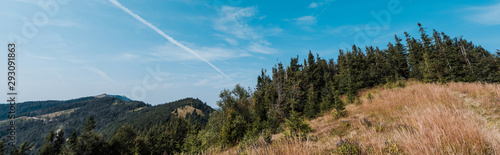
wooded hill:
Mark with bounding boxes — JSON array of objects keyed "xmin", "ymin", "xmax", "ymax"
[{"xmin": 0, "ymin": 95, "xmax": 213, "ymax": 153}]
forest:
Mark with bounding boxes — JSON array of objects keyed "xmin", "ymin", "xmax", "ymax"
[{"xmin": 1, "ymin": 24, "xmax": 499, "ymax": 155}]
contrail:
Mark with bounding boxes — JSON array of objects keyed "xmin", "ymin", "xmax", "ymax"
[{"xmin": 109, "ymin": 0, "xmax": 231, "ymax": 80}]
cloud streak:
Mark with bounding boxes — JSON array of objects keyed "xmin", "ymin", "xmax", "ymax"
[
  {"xmin": 466, "ymin": 3, "xmax": 500, "ymax": 26},
  {"xmin": 109, "ymin": 0, "xmax": 231, "ymax": 80},
  {"xmin": 84, "ymin": 66, "xmax": 113, "ymax": 82}
]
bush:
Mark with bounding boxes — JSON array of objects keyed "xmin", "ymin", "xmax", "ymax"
[
  {"xmin": 375, "ymin": 124, "xmax": 387, "ymax": 132},
  {"xmin": 360, "ymin": 118, "xmax": 372, "ymax": 127},
  {"xmin": 396, "ymin": 81, "xmax": 406, "ymax": 88},
  {"xmin": 366, "ymin": 92, "xmax": 373, "ymax": 101},
  {"xmin": 397, "ymin": 124, "xmax": 416, "ymax": 133},
  {"xmin": 330, "ymin": 121, "xmax": 351, "ymax": 137},
  {"xmin": 332, "ymin": 109, "xmax": 348, "ymax": 120},
  {"xmin": 384, "ymin": 140, "xmax": 402, "ymax": 154},
  {"xmin": 334, "ymin": 138, "xmax": 363, "ymax": 155}
]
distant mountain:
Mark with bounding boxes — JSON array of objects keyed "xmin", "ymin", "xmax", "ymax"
[
  {"xmin": 94, "ymin": 93, "xmax": 132, "ymax": 102},
  {"xmin": 0, "ymin": 95, "xmax": 214, "ymax": 151}
]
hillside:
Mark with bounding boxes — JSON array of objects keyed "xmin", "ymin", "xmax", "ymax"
[
  {"xmin": 101, "ymin": 97, "xmax": 214, "ymax": 136},
  {"xmin": 215, "ymin": 81, "xmax": 499, "ymax": 154},
  {"xmin": 0, "ymin": 95, "xmax": 213, "ymax": 151}
]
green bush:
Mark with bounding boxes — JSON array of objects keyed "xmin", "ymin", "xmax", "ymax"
[
  {"xmin": 375, "ymin": 124, "xmax": 387, "ymax": 132},
  {"xmin": 332, "ymin": 109, "xmax": 348, "ymax": 120},
  {"xmin": 334, "ymin": 138, "xmax": 363, "ymax": 155},
  {"xmin": 397, "ymin": 81, "xmax": 406, "ymax": 88},
  {"xmin": 366, "ymin": 92, "xmax": 373, "ymax": 101},
  {"xmin": 384, "ymin": 140, "xmax": 402, "ymax": 154},
  {"xmin": 330, "ymin": 121, "xmax": 351, "ymax": 137}
]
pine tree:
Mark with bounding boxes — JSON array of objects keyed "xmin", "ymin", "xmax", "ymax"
[
  {"xmin": 54, "ymin": 130, "xmax": 64, "ymax": 155},
  {"xmin": 64, "ymin": 130, "xmax": 78, "ymax": 154},
  {"xmin": 110, "ymin": 125, "xmax": 137, "ymax": 155},
  {"xmin": 0, "ymin": 138, "xmax": 7, "ymax": 155},
  {"xmin": 304, "ymin": 83, "xmax": 319, "ymax": 118},
  {"xmin": 11, "ymin": 141, "xmax": 32, "ymax": 155},
  {"xmin": 284, "ymin": 110, "xmax": 312, "ymax": 138},
  {"xmin": 76, "ymin": 116, "xmax": 109, "ymax": 155},
  {"xmin": 39, "ymin": 129, "xmax": 55, "ymax": 155},
  {"xmin": 84, "ymin": 116, "xmax": 96, "ymax": 133}
]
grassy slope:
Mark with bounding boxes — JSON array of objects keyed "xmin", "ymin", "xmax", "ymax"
[{"xmin": 214, "ymin": 81, "xmax": 499, "ymax": 154}]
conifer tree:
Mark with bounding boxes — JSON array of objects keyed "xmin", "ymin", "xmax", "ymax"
[
  {"xmin": 76, "ymin": 116, "xmax": 109, "ymax": 155},
  {"xmin": 110, "ymin": 125, "xmax": 136, "ymax": 155},
  {"xmin": 0, "ymin": 138, "xmax": 7, "ymax": 155},
  {"xmin": 11, "ymin": 141, "xmax": 32, "ymax": 155},
  {"xmin": 39, "ymin": 129, "xmax": 55, "ymax": 155}
]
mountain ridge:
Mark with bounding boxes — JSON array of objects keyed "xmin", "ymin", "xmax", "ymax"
[{"xmin": 0, "ymin": 95, "xmax": 214, "ymax": 151}]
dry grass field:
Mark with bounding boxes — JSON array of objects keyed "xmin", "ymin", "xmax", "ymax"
[{"xmin": 206, "ymin": 81, "xmax": 499, "ymax": 154}]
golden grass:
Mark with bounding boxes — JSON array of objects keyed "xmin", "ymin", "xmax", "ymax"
[
  {"xmin": 172, "ymin": 106, "xmax": 205, "ymax": 117},
  {"xmin": 207, "ymin": 81, "xmax": 499, "ymax": 155}
]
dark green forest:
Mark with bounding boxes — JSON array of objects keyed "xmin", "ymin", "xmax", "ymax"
[
  {"xmin": 0, "ymin": 96, "xmax": 213, "ymax": 154},
  {"xmin": 1, "ymin": 24, "xmax": 500, "ymax": 155}
]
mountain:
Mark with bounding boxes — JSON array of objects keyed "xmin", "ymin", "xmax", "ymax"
[
  {"xmin": 0, "ymin": 95, "xmax": 213, "ymax": 151},
  {"xmin": 94, "ymin": 93, "xmax": 132, "ymax": 102}
]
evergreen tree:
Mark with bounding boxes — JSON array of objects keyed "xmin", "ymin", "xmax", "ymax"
[
  {"xmin": 39, "ymin": 129, "xmax": 55, "ymax": 155},
  {"xmin": 110, "ymin": 125, "xmax": 137, "ymax": 155},
  {"xmin": 64, "ymin": 130, "xmax": 78, "ymax": 154},
  {"xmin": 11, "ymin": 141, "xmax": 33, "ymax": 155},
  {"xmin": 75, "ymin": 116, "xmax": 109, "ymax": 155},
  {"xmin": 54, "ymin": 130, "xmax": 64, "ymax": 154},
  {"xmin": 304, "ymin": 84, "xmax": 319, "ymax": 118},
  {"xmin": 0, "ymin": 138, "xmax": 7, "ymax": 155},
  {"xmin": 284, "ymin": 110, "xmax": 312, "ymax": 138}
]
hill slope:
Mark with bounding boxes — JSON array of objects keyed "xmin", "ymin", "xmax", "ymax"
[
  {"xmin": 0, "ymin": 95, "xmax": 214, "ymax": 151},
  {"xmin": 217, "ymin": 81, "xmax": 499, "ymax": 154}
]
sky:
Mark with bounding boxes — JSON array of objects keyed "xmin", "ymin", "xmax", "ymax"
[{"xmin": 1, "ymin": 0, "xmax": 499, "ymax": 108}]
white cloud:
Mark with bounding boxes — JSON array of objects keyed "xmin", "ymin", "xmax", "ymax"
[
  {"xmin": 247, "ymin": 42, "xmax": 278, "ymax": 54},
  {"xmin": 117, "ymin": 53, "xmax": 139, "ymax": 60},
  {"xmin": 84, "ymin": 66, "xmax": 113, "ymax": 82},
  {"xmin": 214, "ymin": 6, "xmax": 279, "ymax": 54},
  {"xmin": 466, "ymin": 3, "xmax": 500, "ymax": 25},
  {"xmin": 215, "ymin": 6, "xmax": 260, "ymax": 40},
  {"xmin": 109, "ymin": 0, "xmax": 230, "ymax": 79},
  {"xmin": 324, "ymin": 24, "xmax": 390, "ymax": 36},
  {"xmin": 307, "ymin": 0, "xmax": 335, "ymax": 9},
  {"xmin": 150, "ymin": 43, "xmax": 250, "ymax": 62},
  {"xmin": 224, "ymin": 38, "xmax": 239, "ymax": 46},
  {"xmin": 194, "ymin": 79, "xmax": 210, "ymax": 86},
  {"xmin": 309, "ymin": 2, "xmax": 318, "ymax": 8},
  {"xmin": 294, "ymin": 16, "xmax": 317, "ymax": 25}
]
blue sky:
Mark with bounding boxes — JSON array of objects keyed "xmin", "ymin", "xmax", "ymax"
[{"xmin": 1, "ymin": 0, "xmax": 499, "ymax": 108}]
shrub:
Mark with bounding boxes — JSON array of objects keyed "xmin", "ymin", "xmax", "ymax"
[
  {"xmin": 397, "ymin": 124, "xmax": 416, "ymax": 133},
  {"xmin": 332, "ymin": 109, "xmax": 348, "ymax": 120},
  {"xmin": 384, "ymin": 140, "xmax": 402, "ymax": 154},
  {"xmin": 396, "ymin": 81, "xmax": 406, "ymax": 88},
  {"xmin": 334, "ymin": 138, "xmax": 363, "ymax": 155},
  {"xmin": 375, "ymin": 124, "xmax": 387, "ymax": 132},
  {"xmin": 360, "ymin": 118, "xmax": 372, "ymax": 127},
  {"xmin": 330, "ymin": 121, "xmax": 351, "ymax": 137},
  {"xmin": 366, "ymin": 92, "xmax": 373, "ymax": 101}
]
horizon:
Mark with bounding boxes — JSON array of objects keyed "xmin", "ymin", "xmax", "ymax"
[{"xmin": 1, "ymin": 0, "xmax": 499, "ymax": 108}]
